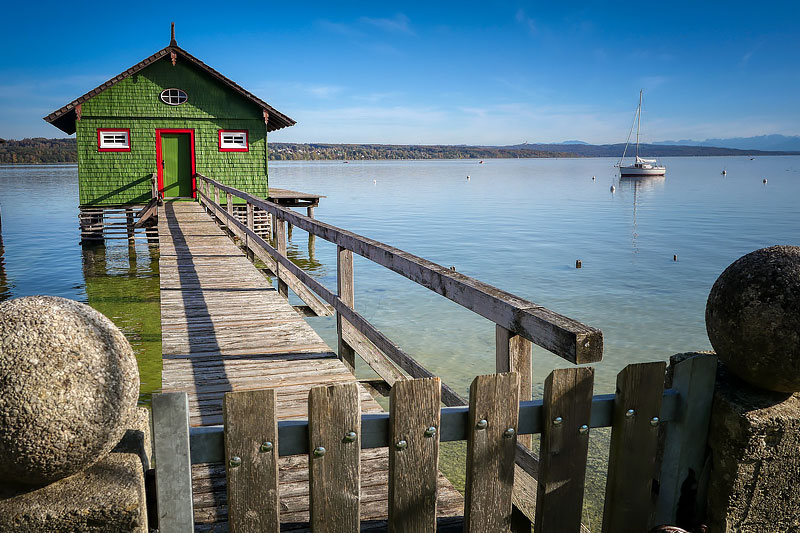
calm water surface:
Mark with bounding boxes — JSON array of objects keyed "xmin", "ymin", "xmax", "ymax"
[
  {"xmin": 1, "ymin": 157, "xmax": 798, "ymax": 526},
  {"xmin": 2, "ymin": 157, "xmax": 799, "ymax": 398}
]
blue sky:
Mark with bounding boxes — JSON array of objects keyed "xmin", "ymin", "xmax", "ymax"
[{"xmin": 1, "ymin": 1, "xmax": 798, "ymax": 144}]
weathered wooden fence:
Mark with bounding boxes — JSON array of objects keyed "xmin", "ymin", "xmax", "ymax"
[
  {"xmin": 193, "ymin": 173, "xmax": 605, "ymax": 528},
  {"xmin": 153, "ymin": 353, "xmax": 717, "ymax": 532}
]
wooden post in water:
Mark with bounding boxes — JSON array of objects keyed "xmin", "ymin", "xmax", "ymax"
[
  {"xmin": 307, "ymin": 205, "xmax": 316, "ymax": 260},
  {"xmin": 126, "ymin": 208, "xmax": 135, "ymax": 243},
  {"xmin": 337, "ymin": 246, "xmax": 356, "ymax": 373},
  {"xmin": 275, "ymin": 217, "xmax": 288, "ymax": 298}
]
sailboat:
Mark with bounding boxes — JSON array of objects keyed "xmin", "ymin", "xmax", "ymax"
[{"xmin": 617, "ymin": 90, "xmax": 666, "ymax": 177}]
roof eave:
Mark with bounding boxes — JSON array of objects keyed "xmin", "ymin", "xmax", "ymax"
[{"xmin": 43, "ymin": 45, "xmax": 295, "ymax": 133}]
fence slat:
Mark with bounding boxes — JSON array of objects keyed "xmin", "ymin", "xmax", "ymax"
[
  {"xmin": 655, "ymin": 353, "xmax": 717, "ymax": 526},
  {"xmin": 388, "ymin": 377, "xmax": 441, "ymax": 532},
  {"xmin": 309, "ymin": 383, "xmax": 361, "ymax": 532},
  {"xmin": 223, "ymin": 389, "xmax": 279, "ymax": 533},
  {"xmin": 152, "ymin": 392, "xmax": 194, "ymax": 533},
  {"xmin": 535, "ymin": 367, "xmax": 595, "ymax": 533},
  {"xmin": 602, "ymin": 361, "xmax": 666, "ymax": 533},
  {"xmin": 337, "ymin": 246, "xmax": 356, "ymax": 373},
  {"xmin": 465, "ymin": 372, "xmax": 520, "ymax": 532}
]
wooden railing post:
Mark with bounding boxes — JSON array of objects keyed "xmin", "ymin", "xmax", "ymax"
[
  {"xmin": 226, "ymin": 192, "xmax": 233, "ymax": 215},
  {"xmin": 246, "ymin": 202, "xmax": 255, "ymax": 261},
  {"xmin": 214, "ymin": 186, "xmax": 220, "ymax": 207},
  {"xmin": 275, "ymin": 217, "xmax": 288, "ymax": 298},
  {"xmin": 337, "ymin": 246, "xmax": 356, "ymax": 373},
  {"xmin": 496, "ymin": 325, "xmax": 533, "ymax": 447}
]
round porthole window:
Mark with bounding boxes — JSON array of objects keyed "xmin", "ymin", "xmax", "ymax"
[{"xmin": 160, "ymin": 88, "xmax": 188, "ymax": 106}]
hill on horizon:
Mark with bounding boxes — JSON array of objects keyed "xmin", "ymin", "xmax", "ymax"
[{"xmin": 654, "ymin": 134, "xmax": 800, "ymax": 152}]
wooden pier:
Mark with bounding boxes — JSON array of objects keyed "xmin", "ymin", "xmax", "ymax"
[
  {"xmin": 157, "ymin": 201, "xmax": 462, "ymax": 530},
  {"xmin": 150, "ymin": 177, "xmax": 722, "ymax": 533}
]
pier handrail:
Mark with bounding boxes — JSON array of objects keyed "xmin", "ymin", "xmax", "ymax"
[{"xmin": 196, "ymin": 173, "xmax": 602, "ymax": 365}]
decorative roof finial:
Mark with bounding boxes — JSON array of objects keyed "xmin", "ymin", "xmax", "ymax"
[{"xmin": 170, "ymin": 22, "xmax": 177, "ymax": 47}]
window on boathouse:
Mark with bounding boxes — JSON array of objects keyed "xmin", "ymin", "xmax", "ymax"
[
  {"xmin": 160, "ymin": 88, "xmax": 188, "ymax": 106},
  {"xmin": 97, "ymin": 129, "xmax": 131, "ymax": 152},
  {"xmin": 218, "ymin": 130, "xmax": 249, "ymax": 152}
]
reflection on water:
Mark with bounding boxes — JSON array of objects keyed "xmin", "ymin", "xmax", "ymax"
[
  {"xmin": 618, "ymin": 175, "xmax": 667, "ymax": 255},
  {"xmin": 82, "ymin": 242, "xmax": 162, "ymax": 406}
]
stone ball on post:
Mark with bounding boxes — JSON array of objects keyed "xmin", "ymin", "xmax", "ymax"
[
  {"xmin": 706, "ymin": 245, "xmax": 800, "ymax": 392},
  {"xmin": 0, "ymin": 296, "xmax": 139, "ymax": 486}
]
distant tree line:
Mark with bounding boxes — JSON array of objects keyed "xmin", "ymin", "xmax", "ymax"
[
  {"xmin": 0, "ymin": 138, "xmax": 77, "ymax": 164},
  {"xmin": 0, "ymin": 138, "xmax": 795, "ymax": 165},
  {"xmin": 268, "ymin": 143, "xmax": 573, "ymax": 160}
]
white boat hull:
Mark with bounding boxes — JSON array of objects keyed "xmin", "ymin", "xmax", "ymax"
[{"xmin": 620, "ymin": 166, "xmax": 666, "ymax": 176}]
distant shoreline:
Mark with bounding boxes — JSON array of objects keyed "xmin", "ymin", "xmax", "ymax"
[{"xmin": 1, "ymin": 138, "xmax": 798, "ymax": 164}]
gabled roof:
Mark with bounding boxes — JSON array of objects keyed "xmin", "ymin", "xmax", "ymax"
[{"xmin": 43, "ymin": 42, "xmax": 295, "ymax": 134}]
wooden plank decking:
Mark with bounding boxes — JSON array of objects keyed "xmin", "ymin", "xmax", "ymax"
[{"xmin": 158, "ymin": 201, "xmax": 463, "ymax": 531}]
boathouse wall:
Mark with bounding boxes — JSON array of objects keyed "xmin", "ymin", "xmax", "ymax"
[{"xmin": 75, "ymin": 59, "xmax": 268, "ymax": 206}]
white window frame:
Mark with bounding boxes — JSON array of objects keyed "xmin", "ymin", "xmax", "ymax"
[
  {"xmin": 218, "ymin": 130, "xmax": 249, "ymax": 152},
  {"xmin": 97, "ymin": 129, "xmax": 131, "ymax": 151},
  {"xmin": 160, "ymin": 88, "xmax": 188, "ymax": 106}
]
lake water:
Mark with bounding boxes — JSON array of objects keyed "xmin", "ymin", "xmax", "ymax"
[{"xmin": 1, "ymin": 157, "xmax": 798, "ymax": 526}]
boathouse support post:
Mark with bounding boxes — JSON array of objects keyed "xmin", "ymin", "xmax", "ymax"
[
  {"xmin": 126, "ymin": 208, "xmax": 135, "ymax": 243},
  {"xmin": 275, "ymin": 217, "xmax": 288, "ymax": 298},
  {"xmin": 307, "ymin": 206, "xmax": 316, "ymax": 259},
  {"xmin": 337, "ymin": 246, "xmax": 356, "ymax": 374}
]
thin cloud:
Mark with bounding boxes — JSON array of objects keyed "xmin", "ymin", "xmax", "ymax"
[
  {"xmin": 314, "ymin": 19, "xmax": 362, "ymax": 38},
  {"xmin": 359, "ymin": 14, "xmax": 415, "ymax": 35},
  {"xmin": 304, "ymin": 85, "xmax": 344, "ymax": 98},
  {"xmin": 515, "ymin": 9, "xmax": 537, "ymax": 35},
  {"xmin": 740, "ymin": 43, "xmax": 762, "ymax": 67},
  {"xmin": 354, "ymin": 91, "xmax": 403, "ymax": 103}
]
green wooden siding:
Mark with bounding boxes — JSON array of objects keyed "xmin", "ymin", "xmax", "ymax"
[{"xmin": 75, "ymin": 58, "xmax": 269, "ymax": 206}]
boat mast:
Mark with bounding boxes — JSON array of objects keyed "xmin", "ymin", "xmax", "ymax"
[
  {"xmin": 618, "ymin": 94, "xmax": 640, "ymax": 167},
  {"xmin": 635, "ymin": 89, "xmax": 642, "ymax": 160}
]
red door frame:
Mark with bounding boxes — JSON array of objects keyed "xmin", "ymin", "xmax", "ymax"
[{"xmin": 155, "ymin": 128, "xmax": 197, "ymax": 198}]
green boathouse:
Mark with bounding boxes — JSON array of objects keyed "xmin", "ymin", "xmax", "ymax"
[{"xmin": 44, "ymin": 26, "xmax": 294, "ymax": 241}]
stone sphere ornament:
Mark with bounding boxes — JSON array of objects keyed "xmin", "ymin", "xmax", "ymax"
[
  {"xmin": 706, "ymin": 246, "xmax": 800, "ymax": 392},
  {"xmin": 0, "ymin": 296, "xmax": 139, "ymax": 486}
]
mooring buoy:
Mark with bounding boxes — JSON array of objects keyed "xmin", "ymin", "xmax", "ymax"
[
  {"xmin": 763, "ymin": 178, "xmax": 768, "ymax": 184},
  {"xmin": 610, "ymin": 185, "xmax": 616, "ymax": 193},
  {"xmin": 576, "ymin": 260, "xmax": 582, "ymax": 269},
  {"xmin": 673, "ymin": 254, "xmax": 678, "ymax": 262}
]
